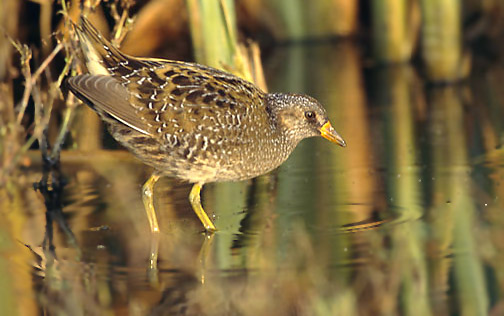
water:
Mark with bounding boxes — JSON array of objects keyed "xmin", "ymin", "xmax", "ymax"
[{"xmin": 3, "ymin": 41, "xmax": 503, "ymax": 315}]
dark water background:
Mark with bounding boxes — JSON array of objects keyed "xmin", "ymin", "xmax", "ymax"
[{"xmin": 3, "ymin": 41, "xmax": 503, "ymax": 315}]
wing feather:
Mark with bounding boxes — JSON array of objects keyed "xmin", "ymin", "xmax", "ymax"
[{"xmin": 67, "ymin": 74, "xmax": 150, "ymax": 135}]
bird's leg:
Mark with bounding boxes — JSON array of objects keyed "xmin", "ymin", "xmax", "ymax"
[
  {"xmin": 142, "ymin": 173, "xmax": 161, "ymax": 233},
  {"xmin": 189, "ymin": 183, "xmax": 216, "ymax": 232},
  {"xmin": 142, "ymin": 173, "xmax": 161, "ymax": 272}
]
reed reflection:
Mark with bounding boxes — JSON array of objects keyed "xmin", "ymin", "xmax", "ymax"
[{"xmin": 427, "ymin": 86, "xmax": 488, "ymax": 315}]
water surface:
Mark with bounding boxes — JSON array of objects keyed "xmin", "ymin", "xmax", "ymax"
[{"xmin": 3, "ymin": 41, "xmax": 503, "ymax": 315}]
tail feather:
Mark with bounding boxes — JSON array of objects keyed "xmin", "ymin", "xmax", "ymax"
[
  {"xmin": 73, "ymin": 16, "xmax": 161, "ymax": 78},
  {"xmin": 73, "ymin": 16, "xmax": 127, "ymax": 75}
]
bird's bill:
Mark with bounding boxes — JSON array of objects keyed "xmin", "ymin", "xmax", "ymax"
[{"xmin": 319, "ymin": 121, "xmax": 346, "ymax": 147}]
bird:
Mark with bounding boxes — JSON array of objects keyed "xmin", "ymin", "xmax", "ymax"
[{"xmin": 66, "ymin": 16, "xmax": 346, "ymax": 234}]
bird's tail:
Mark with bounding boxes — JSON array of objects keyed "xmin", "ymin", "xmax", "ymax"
[{"xmin": 72, "ymin": 16, "xmax": 128, "ymax": 76}]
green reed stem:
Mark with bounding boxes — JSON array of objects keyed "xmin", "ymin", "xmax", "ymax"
[
  {"xmin": 185, "ymin": 0, "xmax": 236, "ymax": 69},
  {"xmin": 371, "ymin": 0, "xmax": 414, "ymax": 63},
  {"xmin": 419, "ymin": 0, "xmax": 470, "ymax": 82}
]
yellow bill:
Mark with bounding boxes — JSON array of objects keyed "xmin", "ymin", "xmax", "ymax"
[{"xmin": 319, "ymin": 121, "xmax": 346, "ymax": 147}]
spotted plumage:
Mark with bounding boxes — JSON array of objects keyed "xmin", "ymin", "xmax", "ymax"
[{"xmin": 66, "ymin": 17, "xmax": 346, "ymax": 232}]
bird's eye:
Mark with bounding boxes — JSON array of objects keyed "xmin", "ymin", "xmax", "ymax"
[{"xmin": 305, "ymin": 111, "xmax": 315, "ymax": 120}]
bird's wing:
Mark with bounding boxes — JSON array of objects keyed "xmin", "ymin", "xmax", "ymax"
[{"xmin": 66, "ymin": 74, "xmax": 151, "ymax": 135}]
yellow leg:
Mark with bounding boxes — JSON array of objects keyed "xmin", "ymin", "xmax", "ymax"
[
  {"xmin": 142, "ymin": 173, "xmax": 161, "ymax": 233},
  {"xmin": 189, "ymin": 183, "xmax": 216, "ymax": 232}
]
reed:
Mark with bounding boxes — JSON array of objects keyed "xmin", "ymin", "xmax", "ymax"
[
  {"xmin": 186, "ymin": 0, "xmax": 236, "ymax": 68},
  {"xmin": 370, "ymin": 0, "xmax": 419, "ymax": 63},
  {"xmin": 304, "ymin": 0, "xmax": 358, "ymax": 38},
  {"xmin": 269, "ymin": 0, "xmax": 305, "ymax": 40},
  {"xmin": 419, "ymin": 0, "xmax": 470, "ymax": 82},
  {"xmin": 264, "ymin": 0, "xmax": 358, "ymax": 41},
  {"xmin": 185, "ymin": 0, "xmax": 266, "ymax": 87}
]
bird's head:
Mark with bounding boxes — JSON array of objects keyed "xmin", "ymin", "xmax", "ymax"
[{"xmin": 266, "ymin": 93, "xmax": 346, "ymax": 147}]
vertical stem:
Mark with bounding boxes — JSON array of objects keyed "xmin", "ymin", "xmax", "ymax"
[
  {"xmin": 371, "ymin": 0, "xmax": 414, "ymax": 63},
  {"xmin": 419, "ymin": 0, "xmax": 469, "ymax": 82},
  {"xmin": 186, "ymin": 0, "xmax": 235, "ymax": 68},
  {"xmin": 274, "ymin": 0, "xmax": 305, "ymax": 40},
  {"xmin": 305, "ymin": 0, "xmax": 358, "ymax": 37}
]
